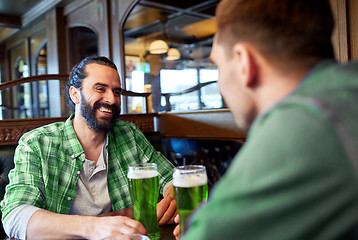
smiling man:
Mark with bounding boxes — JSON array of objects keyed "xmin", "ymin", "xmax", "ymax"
[{"xmin": 1, "ymin": 56, "xmax": 176, "ymax": 239}]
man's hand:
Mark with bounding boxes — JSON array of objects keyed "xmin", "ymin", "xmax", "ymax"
[
  {"xmin": 26, "ymin": 209, "xmax": 146, "ymax": 240},
  {"xmin": 88, "ymin": 215, "xmax": 147, "ymax": 240},
  {"xmin": 157, "ymin": 185, "xmax": 177, "ymax": 225}
]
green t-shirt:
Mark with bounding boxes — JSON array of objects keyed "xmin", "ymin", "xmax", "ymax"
[{"xmin": 184, "ymin": 60, "xmax": 358, "ymax": 240}]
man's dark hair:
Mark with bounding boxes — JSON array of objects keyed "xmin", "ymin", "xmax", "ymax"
[
  {"xmin": 66, "ymin": 56, "xmax": 118, "ymax": 108},
  {"xmin": 216, "ymin": 0, "xmax": 334, "ymax": 69}
]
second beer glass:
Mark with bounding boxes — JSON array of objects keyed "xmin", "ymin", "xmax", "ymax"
[
  {"xmin": 173, "ymin": 165, "xmax": 208, "ymax": 238},
  {"xmin": 128, "ymin": 163, "xmax": 160, "ymax": 240}
]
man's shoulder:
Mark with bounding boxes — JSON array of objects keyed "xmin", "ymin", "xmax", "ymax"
[
  {"xmin": 338, "ymin": 60, "xmax": 358, "ymax": 72},
  {"xmin": 253, "ymin": 104, "xmax": 325, "ymax": 137},
  {"xmin": 309, "ymin": 60, "xmax": 358, "ymax": 87},
  {"xmin": 110, "ymin": 120, "xmax": 144, "ymax": 143},
  {"xmin": 21, "ymin": 121, "xmax": 66, "ymax": 142}
]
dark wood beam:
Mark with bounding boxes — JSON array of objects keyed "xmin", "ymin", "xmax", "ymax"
[{"xmin": 0, "ymin": 14, "xmax": 21, "ymax": 28}]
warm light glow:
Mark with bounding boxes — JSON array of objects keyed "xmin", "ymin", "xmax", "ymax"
[
  {"xmin": 149, "ymin": 40, "xmax": 169, "ymax": 54},
  {"xmin": 166, "ymin": 48, "xmax": 181, "ymax": 60}
]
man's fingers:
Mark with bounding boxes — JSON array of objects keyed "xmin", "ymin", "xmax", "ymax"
[
  {"xmin": 119, "ymin": 217, "xmax": 147, "ymax": 235},
  {"xmin": 173, "ymin": 224, "xmax": 180, "ymax": 240},
  {"xmin": 158, "ymin": 199, "xmax": 177, "ymax": 225},
  {"xmin": 169, "ymin": 209, "xmax": 178, "ymax": 224},
  {"xmin": 157, "ymin": 197, "xmax": 170, "ymax": 220}
]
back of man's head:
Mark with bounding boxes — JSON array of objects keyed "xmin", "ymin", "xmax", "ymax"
[{"xmin": 216, "ymin": 0, "xmax": 334, "ymax": 68}]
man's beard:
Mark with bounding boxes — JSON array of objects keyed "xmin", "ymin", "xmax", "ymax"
[{"xmin": 80, "ymin": 94, "xmax": 120, "ymax": 132}]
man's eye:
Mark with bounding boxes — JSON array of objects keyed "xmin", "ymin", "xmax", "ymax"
[
  {"xmin": 96, "ymin": 87, "xmax": 105, "ymax": 92},
  {"xmin": 113, "ymin": 90, "xmax": 121, "ymax": 96}
]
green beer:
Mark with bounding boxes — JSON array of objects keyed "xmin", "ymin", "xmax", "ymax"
[
  {"xmin": 173, "ymin": 165, "xmax": 208, "ymax": 238},
  {"xmin": 128, "ymin": 163, "xmax": 160, "ymax": 240}
]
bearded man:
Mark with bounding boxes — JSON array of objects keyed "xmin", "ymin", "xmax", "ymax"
[{"xmin": 1, "ymin": 56, "xmax": 176, "ymax": 239}]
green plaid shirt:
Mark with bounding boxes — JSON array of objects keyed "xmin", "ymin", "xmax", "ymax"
[{"xmin": 1, "ymin": 114, "xmax": 174, "ymax": 220}]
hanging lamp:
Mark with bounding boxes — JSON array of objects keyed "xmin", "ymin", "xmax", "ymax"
[{"xmin": 149, "ymin": 40, "xmax": 169, "ymax": 54}]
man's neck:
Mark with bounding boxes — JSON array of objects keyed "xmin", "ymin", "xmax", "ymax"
[
  {"xmin": 72, "ymin": 113, "xmax": 106, "ymax": 162},
  {"xmin": 256, "ymin": 65, "xmax": 310, "ymax": 114}
]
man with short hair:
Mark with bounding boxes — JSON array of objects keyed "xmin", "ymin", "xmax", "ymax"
[
  {"xmin": 1, "ymin": 56, "xmax": 176, "ymax": 239},
  {"xmin": 176, "ymin": 0, "xmax": 358, "ymax": 239}
]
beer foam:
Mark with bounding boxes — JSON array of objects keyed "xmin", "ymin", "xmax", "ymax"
[
  {"xmin": 127, "ymin": 169, "xmax": 158, "ymax": 179},
  {"xmin": 173, "ymin": 173, "xmax": 207, "ymax": 187}
]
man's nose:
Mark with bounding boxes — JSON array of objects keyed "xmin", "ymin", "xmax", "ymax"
[{"xmin": 104, "ymin": 90, "xmax": 116, "ymax": 104}]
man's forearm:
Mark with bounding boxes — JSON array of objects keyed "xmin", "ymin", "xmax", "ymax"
[
  {"xmin": 26, "ymin": 209, "xmax": 93, "ymax": 239},
  {"xmin": 26, "ymin": 208, "xmax": 147, "ymax": 239}
]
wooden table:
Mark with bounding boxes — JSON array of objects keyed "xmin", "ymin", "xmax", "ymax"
[
  {"xmin": 117, "ymin": 208, "xmax": 176, "ymax": 240},
  {"xmin": 159, "ymin": 224, "xmax": 176, "ymax": 240},
  {"xmin": 107, "ymin": 208, "xmax": 176, "ymax": 240}
]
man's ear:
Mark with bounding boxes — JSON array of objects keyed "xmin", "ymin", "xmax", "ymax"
[
  {"xmin": 233, "ymin": 43, "xmax": 258, "ymax": 88},
  {"xmin": 69, "ymin": 86, "xmax": 80, "ymax": 104}
]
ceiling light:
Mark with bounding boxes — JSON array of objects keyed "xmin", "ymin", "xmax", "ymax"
[
  {"xmin": 166, "ymin": 48, "xmax": 181, "ymax": 60},
  {"xmin": 149, "ymin": 40, "xmax": 169, "ymax": 54}
]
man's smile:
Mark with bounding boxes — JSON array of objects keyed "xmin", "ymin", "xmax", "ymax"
[{"xmin": 98, "ymin": 106, "xmax": 113, "ymax": 114}]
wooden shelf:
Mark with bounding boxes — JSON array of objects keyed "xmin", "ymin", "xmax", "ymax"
[{"xmin": 157, "ymin": 109, "xmax": 246, "ymax": 141}]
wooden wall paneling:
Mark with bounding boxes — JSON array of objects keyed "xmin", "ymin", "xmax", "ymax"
[
  {"xmin": 55, "ymin": 7, "xmax": 68, "ymax": 116},
  {"xmin": 46, "ymin": 9, "xmax": 64, "ymax": 117},
  {"xmin": 106, "ymin": 0, "xmax": 113, "ymax": 60},
  {"xmin": 99, "ymin": 0, "xmax": 111, "ymax": 57},
  {"xmin": 25, "ymin": 38, "xmax": 31, "ymax": 76},
  {"xmin": 0, "ymin": 117, "xmax": 67, "ymax": 146},
  {"xmin": 330, "ymin": 0, "xmax": 349, "ymax": 62},
  {"xmin": 330, "ymin": 0, "xmax": 340, "ymax": 60},
  {"xmin": 348, "ymin": 0, "xmax": 358, "ymax": 60},
  {"xmin": 114, "ymin": 0, "xmax": 139, "ymax": 114},
  {"xmin": 55, "ymin": 7, "xmax": 67, "ymax": 75},
  {"xmin": 46, "ymin": 8, "xmax": 67, "ymax": 74},
  {"xmin": 110, "ymin": 0, "xmax": 121, "ymax": 68},
  {"xmin": 29, "ymin": 30, "xmax": 47, "ymax": 118},
  {"xmin": 66, "ymin": 0, "xmax": 110, "ymax": 57},
  {"xmin": 111, "ymin": 0, "xmax": 137, "ymax": 69},
  {"xmin": 3, "ymin": 16, "xmax": 46, "ymax": 82},
  {"xmin": 9, "ymin": 42, "xmax": 27, "ymax": 79},
  {"xmin": 29, "ymin": 29, "xmax": 46, "ymax": 75},
  {"xmin": 0, "ymin": 44, "xmax": 5, "ymax": 83},
  {"xmin": 4, "ymin": 46, "xmax": 9, "ymax": 82},
  {"xmin": 0, "ymin": 113, "xmax": 156, "ymax": 146}
]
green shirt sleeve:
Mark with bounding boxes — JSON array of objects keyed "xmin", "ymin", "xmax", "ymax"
[{"xmin": 1, "ymin": 134, "xmax": 45, "ymax": 221}]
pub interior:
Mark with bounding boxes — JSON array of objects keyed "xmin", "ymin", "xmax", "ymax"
[{"xmin": 0, "ymin": 0, "xmax": 357, "ymax": 239}]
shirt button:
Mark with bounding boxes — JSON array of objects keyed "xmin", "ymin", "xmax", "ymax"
[{"xmin": 67, "ymin": 197, "xmax": 72, "ymax": 201}]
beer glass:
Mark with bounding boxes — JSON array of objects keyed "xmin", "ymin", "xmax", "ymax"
[
  {"xmin": 128, "ymin": 163, "xmax": 160, "ymax": 240},
  {"xmin": 173, "ymin": 165, "xmax": 208, "ymax": 238}
]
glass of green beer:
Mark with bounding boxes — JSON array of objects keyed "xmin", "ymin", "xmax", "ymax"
[
  {"xmin": 128, "ymin": 163, "xmax": 160, "ymax": 240},
  {"xmin": 173, "ymin": 165, "xmax": 208, "ymax": 238}
]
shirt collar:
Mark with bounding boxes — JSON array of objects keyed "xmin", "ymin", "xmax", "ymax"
[{"xmin": 64, "ymin": 113, "xmax": 86, "ymax": 161}]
